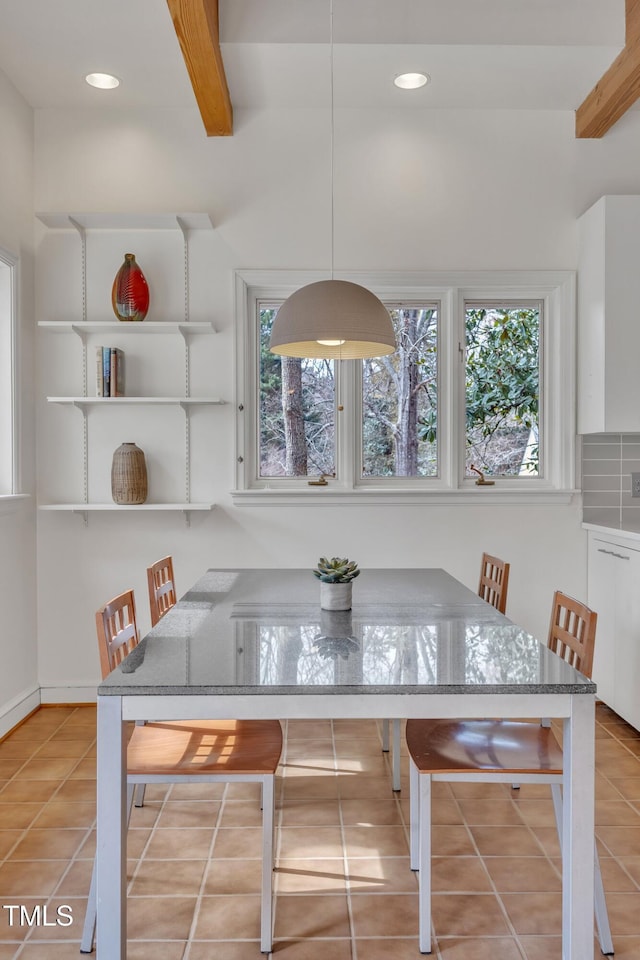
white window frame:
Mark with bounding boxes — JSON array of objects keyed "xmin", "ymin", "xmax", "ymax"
[
  {"xmin": 0, "ymin": 246, "xmax": 21, "ymax": 505},
  {"xmin": 461, "ymin": 297, "xmax": 544, "ymax": 484},
  {"xmin": 233, "ymin": 269, "xmax": 576, "ymax": 505}
]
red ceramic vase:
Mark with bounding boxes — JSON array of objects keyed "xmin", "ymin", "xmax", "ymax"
[{"xmin": 112, "ymin": 253, "xmax": 149, "ymax": 322}]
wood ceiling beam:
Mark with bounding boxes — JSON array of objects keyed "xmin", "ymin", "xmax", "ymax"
[
  {"xmin": 576, "ymin": 0, "xmax": 640, "ymax": 138},
  {"xmin": 166, "ymin": 0, "xmax": 233, "ymax": 136}
]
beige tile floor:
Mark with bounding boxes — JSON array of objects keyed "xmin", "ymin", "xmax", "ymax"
[{"xmin": 0, "ymin": 703, "xmax": 639, "ymax": 958}]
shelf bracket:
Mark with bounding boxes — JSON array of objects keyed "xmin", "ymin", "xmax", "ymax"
[
  {"xmin": 177, "ymin": 215, "xmax": 190, "ymax": 326},
  {"xmin": 68, "ymin": 218, "xmax": 87, "ymax": 325},
  {"xmin": 68, "ymin": 219, "xmax": 88, "ymax": 398},
  {"xmin": 70, "ymin": 404, "xmax": 90, "ymax": 507},
  {"xmin": 71, "ymin": 508, "xmax": 89, "ymax": 527},
  {"xmin": 70, "ymin": 324, "xmax": 89, "ymax": 345},
  {"xmin": 178, "ymin": 402, "xmax": 192, "ymax": 508},
  {"xmin": 177, "ymin": 218, "xmax": 193, "ymax": 514}
]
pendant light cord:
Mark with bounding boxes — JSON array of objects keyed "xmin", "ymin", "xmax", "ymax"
[
  {"xmin": 330, "ymin": 0, "xmax": 344, "ymax": 408},
  {"xmin": 329, "ymin": 0, "xmax": 335, "ymax": 282}
]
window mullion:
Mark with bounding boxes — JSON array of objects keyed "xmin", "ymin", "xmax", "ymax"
[
  {"xmin": 336, "ymin": 359, "xmax": 357, "ymax": 489},
  {"xmin": 439, "ymin": 287, "xmax": 459, "ymax": 490}
]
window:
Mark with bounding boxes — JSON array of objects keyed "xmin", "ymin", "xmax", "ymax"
[
  {"xmin": 0, "ymin": 248, "xmax": 18, "ymax": 496},
  {"xmin": 259, "ymin": 304, "xmax": 336, "ymax": 479},
  {"xmin": 235, "ymin": 271, "xmax": 575, "ymax": 503},
  {"xmin": 362, "ymin": 305, "xmax": 438, "ymax": 478},
  {"xmin": 258, "ymin": 302, "xmax": 439, "ymax": 481},
  {"xmin": 464, "ymin": 301, "xmax": 541, "ymax": 479}
]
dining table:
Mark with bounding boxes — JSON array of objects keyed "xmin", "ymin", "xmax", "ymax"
[{"xmin": 95, "ymin": 567, "xmax": 596, "ymax": 959}]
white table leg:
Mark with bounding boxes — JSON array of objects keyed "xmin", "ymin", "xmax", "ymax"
[
  {"xmin": 260, "ymin": 774, "xmax": 275, "ymax": 953},
  {"xmin": 418, "ymin": 770, "xmax": 432, "ymax": 953},
  {"xmin": 562, "ymin": 694, "xmax": 595, "ymax": 960},
  {"xmin": 382, "ymin": 718, "xmax": 390, "ymax": 751},
  {"xmin": 409, "ymin": 758, "xmax": 419, "ymax": 870},
  {"xmin": 392, "ymin": 717, "xmax": 402, "ymax": 791},
  {"xmin": 96, "ymin": 695, "xmax": 127, "ymax": 959}
]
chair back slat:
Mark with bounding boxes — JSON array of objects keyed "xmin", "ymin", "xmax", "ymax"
[
  {"xmin": 547, "ymin": 589, "xmax": 597, "ymax": 679},
  {"xmin": 478, "ymin": 552, "xmax": 510, "ymax": 614},
  {"xmin": 147, "ymin": 556, "xmax": 177, "ymax": 627},
  {"xmin": 95, "ymin": 589, "xmax": 139, "ymax": 679}
]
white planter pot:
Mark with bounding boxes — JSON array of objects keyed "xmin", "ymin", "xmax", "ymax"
[{"xmin": 320, "ymin": 582, "xmax": 352, "ymax": 611}]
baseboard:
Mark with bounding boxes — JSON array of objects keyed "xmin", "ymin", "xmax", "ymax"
[
  {"xmin": 0, "ymin": 685, "xmax": 41, "ymax": 739},
  {"xmin": 40, "ymin": 686, "xmax": 97, "ymax": 705}
]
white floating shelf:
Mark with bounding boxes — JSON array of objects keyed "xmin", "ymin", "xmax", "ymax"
[
  {"xmin": 39, "ymin": 503, "xmax": 214, "ymax": 512},
  {"xmin": 38, "ymin": 212, "xmax": 219, "ymax": 526},
  {"xmin": 38, "ymin": 321, "xmax": 216, "ymax": 335},
  {"xmin": 36, "ymin": 212, "xmax": 214, "ymax": 230},
  {"xmin": 47, "ymin": 397, "xmax": 224, "ymax": 406}
]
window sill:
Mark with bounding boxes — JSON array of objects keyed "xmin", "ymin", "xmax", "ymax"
[
  {"xmin": 231, "ymin": 488, "xmax": 578, "ymax": 507},
  {"xmin": 0, "ymin": 494, "xmax": 30, "ymax": 516}
]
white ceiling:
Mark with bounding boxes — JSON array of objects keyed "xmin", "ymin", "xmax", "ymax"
[{"xmin": 0, "ymin": 0, "xmax": 626, "ymax": 113}]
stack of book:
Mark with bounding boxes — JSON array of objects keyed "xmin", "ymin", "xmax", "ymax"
[{"xmin": 96, "ymin": 346, "xmax": 124, "ymax": 397}]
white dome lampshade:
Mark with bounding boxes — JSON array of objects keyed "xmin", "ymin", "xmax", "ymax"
[{"xmin": 269, "ymin": 279, "xmax": 397, "ymax": 360}]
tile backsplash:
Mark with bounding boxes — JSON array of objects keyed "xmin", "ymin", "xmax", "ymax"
[{"xmin": 582, "ymin": 433, "xmax": 640, "ymax": 530}]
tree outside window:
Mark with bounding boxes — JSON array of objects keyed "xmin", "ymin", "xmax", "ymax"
[
  {"xmin": 362, "ymin": 305, "xmax": 438, "ymax": 477},
  {"xmin": 258, "ymin": 302, "xmax": 438, "ymax": 479},
  {"xmin": 259, "ymin": 306, "xmax": 335, "ymax": 478}
]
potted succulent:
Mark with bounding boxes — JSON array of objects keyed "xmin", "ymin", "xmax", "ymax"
[{"xmin": 313, "ymin": 556, "xmax": 360, "ymax": 610}]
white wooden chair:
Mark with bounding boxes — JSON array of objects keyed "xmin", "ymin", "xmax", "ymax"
[
  {"xmin": 81, "ymin": 589, "xmax": 282, "ymax": 954},
  {"xmin": 405, "ymin": 590, "xmax": 613, "ymax": 955}
]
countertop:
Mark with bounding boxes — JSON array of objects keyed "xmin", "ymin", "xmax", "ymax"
[
  {"xmin": 582, "ymin": 523, "xmax": 640, "ymax": 543},
  {"xmin": 98, "ymin": 568, "xmax": 595, "ymax": 698}
]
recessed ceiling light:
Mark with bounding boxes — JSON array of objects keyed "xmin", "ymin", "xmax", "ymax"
[
  {"xmin": 394, "ymin": 72, "xmax": 430, "ymax": 90},
  {"xmin": 85, "ymin": 73, "xmax": 120, "ymax": 90}
]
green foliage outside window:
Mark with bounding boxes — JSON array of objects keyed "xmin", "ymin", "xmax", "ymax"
[{"xmin": 464, "ymin": 305, "xmax": 540, "ymax": 477}]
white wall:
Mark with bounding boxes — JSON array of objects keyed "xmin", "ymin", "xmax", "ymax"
[
  {"xmin": 0, "ymin": 69, "xmax": 38, "ymax": 731},
  {"xmin": 32, "ymin": 102, "xmax": 640, "ymax": 697}
]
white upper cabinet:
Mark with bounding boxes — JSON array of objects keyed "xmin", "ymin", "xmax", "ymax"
[{"xmin": 578, "ymin": 195, "xmax": 640, "ymax": 434}]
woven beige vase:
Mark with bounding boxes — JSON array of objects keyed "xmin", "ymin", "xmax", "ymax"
[{"xmin": 111, "ymin": 442, "xmax": 148, "ymax": 504}]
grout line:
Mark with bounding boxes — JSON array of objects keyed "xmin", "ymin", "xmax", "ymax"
[
  {"xmin": 270, "ymin": 717, "xmax": 288, "ymax": 956},
  {"xmin": 2, "ymin": 707, "xmax": 99, "ymax": 953},
  {"xmin": 591, "ymin": 709, "xmax": 640, "ymax": 893},
  {"xmin": 333, "ymin": 718, "xmax": 357, "ymax": 960},
  {"xmin": 124, "ymin": 781, "xmax": 172, "ymax": 897},
  {"xmin": 448, "ymin": 784, "xmax": 528, "ymax": 956},
  {"xmin": 0, "ymin": 712, "xmax": 97, "ymax": 867},
  {"xmin": 620, "ymin": 438, "xmax": 624, "ymax": 526},
  {"xmin": 182, "ymin": 780, "xmax": 227, "ymax": 958},
  {"xmin": 3, "ymin": 707, "xmax": 640, "ymax": 954}
]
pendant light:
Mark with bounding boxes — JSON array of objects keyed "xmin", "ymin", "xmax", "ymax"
[{"xmin": 269, "ymin": 0, "xmax": 396, "ymax": 361}]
